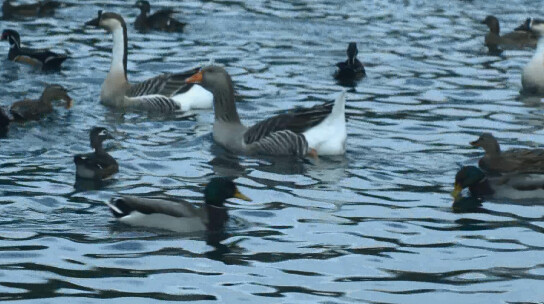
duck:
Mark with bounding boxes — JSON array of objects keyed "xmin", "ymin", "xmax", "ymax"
[
  {"xmin": 0, "ymin": 84, "xmax": 72, "ymax": 127},
  {"xmin": 185, "ymin": 66, "xmax": 347, "ymax": 157},
  {"xmin": 104, "ymin": 177, "xmax": 251, "ymax": 233},
  {"xmin": 85, "ymin": 11, "xmax": 212, "ymax": 111},
  {"xmin": 481, "ymin": 15, "xmax": 537, "ymax": 53},
  {"xmin": 2, "ymin": 0, "xmax": 60, "ymax": 19},
  {"xmin": 516, "ymin": 18, "xmax": 544, "ymax": 95},
  {"xmin": 334, "ymin": 42, "xmax": 365, "ymax": 83},
  {"xmin": 470, "ymin": 133, "xmax": 544, "ymax": 174},
  {"xmin": 74, "ymin": 127, "xmax": 118, "ymax": 180},
  {"xmin": 451, "ymin": 166, "xmax": 544, "ymax": 204},
  {"xmin": 134, "ymin": 0, "xmax": 186, "ymax": 33},
  {"xmin": 1, "ymin": 29, "xmax": 68, "ymax": 71}
]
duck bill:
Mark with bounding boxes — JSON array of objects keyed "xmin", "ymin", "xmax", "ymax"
[
  {"xmin": 234, "ymin": 189, "xmax": 251, "ymax": 201},
  {"xmin": 185, "ymin": 71, "xmax": 203, "ymax": 84},
  {"xmin": 469, "ymin": 140, "xmax": 480, "ymax": 147},
  {"xmin": 450, "ymin": 183, "xmax": 463, "ymax": 199},
  {"xmin": 63, "ymin": 96, "xmax": 74, "ymax": 109}
]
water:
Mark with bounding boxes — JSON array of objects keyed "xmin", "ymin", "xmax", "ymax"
[{"xmin": 1, "ymin": 0, "xmax": 544, "ymax": 303}]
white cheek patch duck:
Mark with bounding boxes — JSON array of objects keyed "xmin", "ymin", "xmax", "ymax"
[{"xmin": 74, "ymin": 127, "xmax": 119, "ymax": 180}]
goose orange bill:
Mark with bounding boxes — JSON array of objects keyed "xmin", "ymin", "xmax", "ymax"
[
  {"xmin": 185, "ymin": 70, "xmax": 203, "ymax": 84},
  {"xmin": 234, "ymin": 188, "xmax": 251, "ymax": 201}
]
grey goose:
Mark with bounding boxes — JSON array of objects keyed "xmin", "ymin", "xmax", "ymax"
[{"xmin": 516, "ymin": 18, "xmax": 544, "ymax": 95}]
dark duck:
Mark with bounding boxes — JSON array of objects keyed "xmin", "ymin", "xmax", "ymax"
[
  {"xmin": 134, "ymin": 0, "xmax": 186, "ymax": 32},
  {"xmin": 1, "ymin": 29, "xmax": 68, "ymax": 71},
  {"xmin": 334, "ymin": 42, "xmax": 366, "ymax": 83},
  {"xmin": 74, "ymin": 127, "xmax": 119, "ymax": 180},
  {"xmin": 2, "ymin": 0, "xmax": 60, "ymax": 19}
]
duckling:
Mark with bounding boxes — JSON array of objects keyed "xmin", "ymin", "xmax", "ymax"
[
  {"xmin": 0, "ymin": 84, "xmax": 72, "ymax": 127},
  {"xmin": 74, "ymin": 127, "xmax": 118, "ymax": 180},
  {"xmin": 334, "ymin": 42, "xmax": 365, "ymax": 83},
  {"xmin": 452, "ymin": 166, "xmax": 544, "ymax": 203},
  {"xmin": 1, "ymin": 29, "xmax": 68, "ymax": 71},
  {"xmin": 516, "ymin": 18, "xmax": 544, "ymax": 95},
  {"xmin": 134, "ymin": 0, "xmax": 186, "ymax": 33},
  {"xmin": 105, "ymin": 177, "xmax": 251, "ymax": 233},
  {"xmin": 481, "ymin": 15, "xmax": 537, "ymax": 53},
  {"xmin": 2, "ymin": 0, "xmax": 60, "ymax": 19},
  {"xmin": 470, "ymin": 133, "xmax": 544, "ymax": 174}
]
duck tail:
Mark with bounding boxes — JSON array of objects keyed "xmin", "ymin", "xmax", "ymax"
[{"xmin": 104, "ymin": 198, "xmax": 127, "ymax": 218}]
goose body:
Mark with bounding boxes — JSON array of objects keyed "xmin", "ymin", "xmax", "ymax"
[
  {"xmin": 105, "ymin": 178, "xmax": 251, "ymax": 233},
  {"xmin": 186, "ymin": 66, "xmax": 347, "ymax": 157},
  {"xmin": 481, "ymin": 15, "xmax": 537, "ymax": 53},
  {"xmin": 1, "ymin": 29, "xmax": 67, "ymax": 70},
  {"xmin": 86, "ymin": 11, "xmax": 212, "ymax": 111},
  {"xmin": 134, "ymin": 0, "xmax": 186, "ymax": 33},
  {"xmin": 334, "ymin": 42, "xmax": 365, "ymax": 83},
  {"xmin": 2, "ymin": 0, "xmax": 60, "ymax": 19},
  {"xmin": 516, "ymin": 18, "xmax": 544, "ymax": 95},
  {"xmin": 74, "ymin": 127, "xmax": 118, "ymax": 180}
]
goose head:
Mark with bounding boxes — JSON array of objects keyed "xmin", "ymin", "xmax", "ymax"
[
  {"xmin": 204, "ymin": 177, "xmax": 251, "ymax": 207},
  {"xmin": 515, "ymin": 18, "xmax": 544, "ymax": 36},
  {"xmin": 185, "ymin": 66, "xmax": 232, "ymax": 92},
  {"xmin": 1, "ymin": 29, "xmax": 20, "ymax": 49},
  {"xmin": 451, "ymin": 166, "xmax": 486, "ymax": 199},
  {"xmin": 470, "ymin": 133, "xmax": 501, "ymax": 155},
  {"xmin": 134, "ymin": 0, "xmax": 151, "ymax": 14},
  {"xmin": 85, "ymin": 10, "xmax": 127, "ymax": 33},
  {"xmin": 89, "ymin": 127, "xmax": 114, "ymax": 150},
  {"xmin": 41, "ymin": 84, "xmax": 73, "ymax": 109}
]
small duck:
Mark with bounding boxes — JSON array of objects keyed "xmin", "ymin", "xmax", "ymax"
[
  {"xmin": 470, "ymin": 133, "xmax": 544, "ymax": 174},
  {"xmin": 185, "ymin": 66, "xmax": 347, "ymax": 157},
  {"xmin": 134, "ymin": 0, "xmax": 186, "ymax": 33},
  {"xmin": 105, "ymin": 177, "xmax": 251, "ymax": 233},
  {"xmin": 516, "ymin": 18, "xmax": 544, "ymax": 95},
  {"xmin": 452, "ymin": 166, "xmax": 544, "ymax": 203},
  {"xmin": 85, "ymin": 11, "xmax": 212, "ymax": 111},
  {"xmin": 2, "ymin": 0, "xmax": 60, "ymax": 19},
  {"xmin": 0, "ymin": 84, "xmax": 72, "ymax": 127},
  {"xmin": 1, "ymin": 29, "xmax": 68, "ymax": 71},
  {"xmin": 74, "ymin": 127, "xmax": 118, "ymax": 180},
  {"xmin": 334, "ymin": 42, "xmax": 365, "ymax": 83},
  {"xmin": 481, "ymin": 15, "xmax": 537, "ymax": 53}
]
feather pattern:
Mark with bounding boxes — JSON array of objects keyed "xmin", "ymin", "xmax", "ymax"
[
  {"xmin": 247, "ymin": 130, "xmax": 309, "ymax": 156},
  {"xmin": 124, "ymin": 95, "xmax": 180, "ymax": 112}
]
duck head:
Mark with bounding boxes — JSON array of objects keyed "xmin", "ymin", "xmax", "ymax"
[
  {"xmin": 134, "ymin": 0, "xmax": 151, "ymax": 14},
  {"xmin": 85, "ymin": 10, "xmax": 127, "ymax": 33},
  {"xmin": 89, "ymin": 127, "xmax": 114, "ymax": 150},
  {"xmin": 41, "ymin": 84, "xmax": 73, "ymax": 109},
  {"xmin": 204, "ymin": 177, "xmax": 251, "ymax": 207},
  {"xmin": 515, "ymin": 18, "xmax": 544, "ymax": 35},
  {"xmin": 470, "ymin": 133, "xmax": 500, "ymax": 155},
  {"xmin": 347, "ymin": 42, "xmax": 358, "ymax": 64},
  {"xmin": 451, "ymin": 166, "xmax": 486, "ymax": 199},
  {"xmin": 1, "ymin": 29, "xmax": 20, "ymax": 49},
  {"xmin": 481, "ymin": 15, "xmax": 500, "ymax": 34}
]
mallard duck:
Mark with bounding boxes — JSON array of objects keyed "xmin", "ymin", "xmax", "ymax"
[
  {"xmin": 515, "ymin": 18, "xmax": 544, "ymax": 95},
  {"xmin": 74, "ymin": 127, "xmax": 118, "ymax": 180},
  {"xmin": 0, "ymin": 84, "xmax": 72, "ymax": 127},
  {"xmin": 105, "ymin": 177, "xmax": 251, "ymax": 232},
  {"xmin": 85, "ymin": 11, "xmax": 212, "ymax": 111},
  {"xmin": 470, "ymin": 133, "xmax": 544, "ymax": 174},
  {"xmin": 1, "ymin": 29, "xmax": 68, "ymax": 71},
  {"xmin": 185, "ymin": 66, "xmax": 347, "ymax": 157},
  {"xmin": 334, "ymin": 42, "xmax": 365, "ymax": 82},
  {"xmin": 2, "ymin": 0, "xmax": 60, "ymax": 19},
  {"xmin": 452, "ymin": 166, "xmax": 544, "ymax": 203},
  {"xmin": 134, "ymin": 0, "xmax": 186, "ymax": 33},
  {"xmin": 481, "ymin": 15, "xmax": 537, "ymax": 53}
]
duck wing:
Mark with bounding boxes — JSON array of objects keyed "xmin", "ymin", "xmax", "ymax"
[
  {"xmin": 17, "ymin": 47, "xmax": 67, "ymax": 69},
  {"xmin": 127, "ymin": 67, "xmax": 200, "ymax": 98},
  {"xmin": 147, "ymin": 8, "xmax": 186, "ymax": 31},
  {"xmin": 74, "ymin": 152, "xmax": 118, "ymax": 179},
  {"xmin": 106, "ymin": 196, "xmax": 201, "ymax": 218}
]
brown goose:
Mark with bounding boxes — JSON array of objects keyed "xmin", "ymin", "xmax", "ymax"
[
  {"xmin": 134, "ymin": 0, "xmax": 186, "ymax": 33},
  {"xmin": 0, "ymin": 84, "xmax": 72, "ymax": 127},
  {"xmin": 481, "ymin": 15, "xmax": 537, "ymax": 53},
  {"xmin": 2, "ymin": 0, "xmax": 60, "ymax": 19},
  {"xmin": 470, "ymin": 133, "xmax": 544, "ymax": 174},
  {"xmin": 85, "ymin": 11, "xmax": 212, "ymax": 112},
  {"xmin": 185, "ymin": 66, "xmax": 347, "ymax": 157}
]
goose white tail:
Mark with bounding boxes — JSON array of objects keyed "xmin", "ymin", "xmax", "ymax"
[{"xmin": 172, "ymin": 85, "xmax": 214, "ymax": 110}]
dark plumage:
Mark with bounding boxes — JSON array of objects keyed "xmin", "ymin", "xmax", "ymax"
[
  {"xmin": 134, "ymin": 0, "xmax": 186, "ymax": 32},
  {"xmin": 74, "ymin": 127, "xmax": 119, "ymax": 180},
  {"xmin": 2, "ymin": 0, "xmax": 60, "ymax": 19},
  {"xmin": 481, "ymin": 15, "xmax": 537, "ymax": 54},
  {"xmin": 334, "ymin": 42, "xmax": 366, "ymax": 83},
  {"xmin": 1, "ymin": 29, "xmax": 68, "ymax": 71}
]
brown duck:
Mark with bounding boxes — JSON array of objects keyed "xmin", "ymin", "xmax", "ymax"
[
  {"xmin": 2, "ymin": 0, "xmax": 60, "ymax": 19},
  {"xmin": 470, "ymin": 133, "xmax": 544, "ymax": 174},
  {"xmin": 0, "ymin": 84, "xmax": 72, "ymax": 128}
]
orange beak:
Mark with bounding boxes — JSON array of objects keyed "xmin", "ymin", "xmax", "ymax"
[
  {"xmin": 185, "ymin": 70, "xmax": 203, "ymax": 84},
  {"xmin": 63, "ymin": 95, "xmax": 73, "ymax": 109}
]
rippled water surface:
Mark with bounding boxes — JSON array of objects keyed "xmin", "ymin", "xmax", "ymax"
[{"xmin": 1, "ymin": 0, "xmax": 544, "ymax": 303}]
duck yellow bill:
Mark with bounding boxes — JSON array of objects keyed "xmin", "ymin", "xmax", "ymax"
[
  {"xmin": 64, "ymin": 97, "xmax": 74, "ymax": 109},
  {"xmin": 450, "ymin": 183, "xmax": 463, "ymax": 199},
  {"xmin": 234, "ymin": 189, "xmax": 251, "ymax": 201},
  {"xmin": 185, "ymin": 71, "xmax": 203, "ymax": 84}
]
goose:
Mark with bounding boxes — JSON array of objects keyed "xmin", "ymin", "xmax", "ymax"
[
  {"xmin": 451, "ymin": 166, "xmax": 544, "ymax": 205},
  {"xmin": 470, "ymin": 133, "xmax": 544, "ymax": 174},
  {"xmin": 334, "ymin": 42, "xmax": 365, "ymax": 82},
  {"xmin": 134, "ymin": 0, "xmax": 186, "ymax": 33},
  {"xmin": 1, "ymin": 29, "xmax": 68, "ymax": 71},
  {"xmin": 85, "ymin": 11, "xmax": 213, "ymax": 111},
  {"xmin": 185, "ymin": 66, "xmax": 347, "ymax": 157},
  {"xmin": 0, "ymin": 84, "xmax": 72, "ymax": 128},
  {"xmin": 516, "ymin": 18, "xmax": 544, "ymax": 95},
  {"xmin": 105, "ymin": 177, "xmax": 251, "ymax": 233},
  {"xmin": 481, "ymin": 15, "xmax": 537, "ymax": 53},
  {"xmin": 2, "ymin": 0, "xmax": 60, "ymax": 19},
  {"xmin": 74, "ymin": 127, "xmax": 118, "ymax": 180}
]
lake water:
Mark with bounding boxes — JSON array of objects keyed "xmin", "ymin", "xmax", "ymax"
[{"xmin": 1, "ymin": 0, "xmax": 544, "ymax": 303}]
